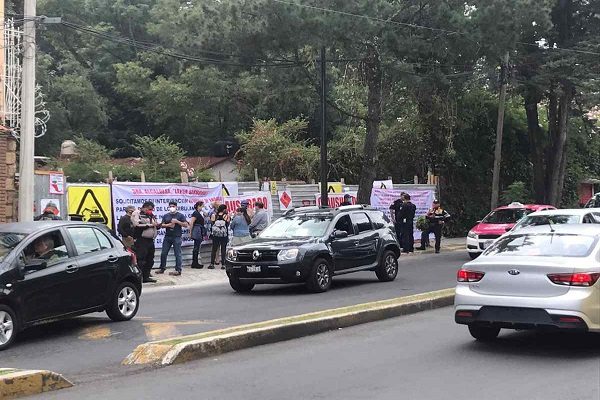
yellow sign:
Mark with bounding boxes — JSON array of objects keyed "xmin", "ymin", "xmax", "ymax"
[
  {"xmin": 270, "ymin": 181, "xmax": 278, "ymax": 196},
  {"xmin": 67, "ymin": 185, "xmax": 112, "ymax": 228},
  {"xmin": 326, "ymin": 182, "xmax": 343, "ymax": 194}
]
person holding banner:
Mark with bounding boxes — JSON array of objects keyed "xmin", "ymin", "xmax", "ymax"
[
  {"xmin": 209, "ymin": 204, "xmax": 230, "ymax": 270},
  {"xmin": 132, "ymin": 202, "xmax": 159, "ymax": 283},
  {"xmin": 190, "ymin": 201, "xmax": 206, "ymax": 269},
  {"xmin": 156, "ymin": 201, "xmax": 189, "ymax": 276},
  {"xmin": 417, "ymin": 200, "xmax": 451, "ymax": 253}
]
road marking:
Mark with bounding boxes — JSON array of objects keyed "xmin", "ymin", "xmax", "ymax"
[
  {"xmin": 143, "ymin": 320, "xmax": 223, "ymax": 341},
  {"xmin": 78, "ymin": 326, "xmax": 114, "ymax": 340}
]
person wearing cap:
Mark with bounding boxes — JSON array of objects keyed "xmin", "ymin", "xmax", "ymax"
[
  {"xmin": 398, "ymin": 193, "xmax": 416, "ymax": 253},
  {"xmin": 340, "ymin": 194, "xmax": 353, "ymax": 206},
  {"xmin": 118, "ymin": 205, "xmax": 136, "ymax": 242},
  {"xmin": 157, "ymin": 201, "xmax": 188, "ymax": 276},
  {"xmin": 34, "ymin": 202, "xmax": 61, "ymax": 221},
  {"xmin": 417, "ymin": 200, "xmax": 450, "ymax": 253}
]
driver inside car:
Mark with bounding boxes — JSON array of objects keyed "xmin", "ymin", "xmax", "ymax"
[{"xmin": 27, "ymin": 235, "xmax": 65, "ymax": 263}]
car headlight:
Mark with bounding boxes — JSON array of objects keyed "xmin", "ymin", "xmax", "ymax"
[
  {"xmin": 278, "ymin": 248, "xmax": 299, "ymax": 261},
  {"xmin": 226, "ymin": 248, "xmax": 238, "ymax": 261},
  {"xmin": 467, "ymin": 231, "xmax": 478, "ymax": 239}
]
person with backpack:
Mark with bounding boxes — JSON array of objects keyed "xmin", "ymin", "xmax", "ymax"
[
  {"xmin": 230, "ymin": 207, "xmax": 252, "ymax": 246},
  {"xmin": 190, "ymin": 201, "xmax": 206, "ymax": 269},
  {"xmin": 131, "ymin": 201, "xmax": 159, "ymax": 283},
  {"xmin": 209, "ymin": 204, "xmax": 230, "ymax": 270}
]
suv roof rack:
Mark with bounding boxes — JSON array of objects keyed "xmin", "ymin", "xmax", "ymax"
[{"xmin": 282, "ymin": 206, "xmax": 322, "ymax": 217}]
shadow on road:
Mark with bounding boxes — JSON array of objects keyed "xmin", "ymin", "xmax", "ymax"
[
  {"xmin": 459, "ymin": 330, "xmax": 600, "ymax": 359},
  {"xmin": 232, "ymin": 276, "xmax": 392, "ymax": 296}
]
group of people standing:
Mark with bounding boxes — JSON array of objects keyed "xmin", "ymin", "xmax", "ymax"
[
  {"xmin": 117, "ymin": 200, "xmax": 269, "ymax": 283},
  {"xmin": 390, "ymin": 195, "xmax": 450, "ymax": 254}
]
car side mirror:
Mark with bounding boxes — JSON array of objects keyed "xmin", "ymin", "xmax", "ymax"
[
  {"xmin": 332, "ymin": 230, "xmax": 349, "ymax": 239},
  {"xmin": 23, "ymin": 259, "xmax": 47, "ymax": 273}
]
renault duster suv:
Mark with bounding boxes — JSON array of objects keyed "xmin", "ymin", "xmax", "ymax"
[{"xmin": 225, "ymin": 205, "xmax": 401, "ymax": 293}]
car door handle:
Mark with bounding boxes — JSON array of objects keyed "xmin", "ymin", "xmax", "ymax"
[
  {"xmin": 107, "ymin": 256, "xmax": 119, "ymax": 263},
  {"xmin": 65, "ymin": 265, "xmax": 79, "ymax": 274}
]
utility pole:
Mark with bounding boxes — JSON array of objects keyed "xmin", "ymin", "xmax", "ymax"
[
  {"xmin": 319, "ymin": 46, "xmax": 328, "ymax": 208},
  {"xmin": 18, "ymin": 0, "xmax": 36, "ymax": 221},
  {"xmin": 490, "ymin": 51, "xmax": 509, "ymax": 210},
  {"xmin": 0, "ymin": 0, "xmax": 5, "ymax": 124}
]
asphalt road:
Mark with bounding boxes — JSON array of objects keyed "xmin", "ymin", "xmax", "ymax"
[
  {"xmin": 3, "ymin": 251, "xmax": 468, "ymax": 384},
  {"xmin": 36, "ymin": 307, "xmax": 600, "ymax": 400}
]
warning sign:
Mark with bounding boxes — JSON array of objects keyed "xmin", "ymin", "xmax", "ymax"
[
  {"xmin": 278, "ymin": 190, "xmax": 293, "ymax": 211},
  {"xmin": 67, "ymin": 185, "xmax": 112, "ymax": 228},
  {"xmin": 320, "ymin": 182, "xmax": 343, "ymax": 194}
]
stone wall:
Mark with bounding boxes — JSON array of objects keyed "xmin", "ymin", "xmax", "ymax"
[{"xmin": 0, "ymin": 133, "xmax": 17, "ymax": 222}]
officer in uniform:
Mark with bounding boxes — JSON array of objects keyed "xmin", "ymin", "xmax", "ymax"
[{"xmin": 417, "ymin": 200, "xmax": 450, "ymax": 253}]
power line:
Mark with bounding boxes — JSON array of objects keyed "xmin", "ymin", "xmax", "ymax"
[
  {"xmin": 270, "ymin": 0, "xmax": 600, "ymax": 57},
  {"xmin": 60, "ymin": 21, "xmax": 299, "ymax": 68}
]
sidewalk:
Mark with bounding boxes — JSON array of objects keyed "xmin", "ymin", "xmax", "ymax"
[{"xmin": 146, "ymin": 237, "xmax": 467, "ymax": 288}]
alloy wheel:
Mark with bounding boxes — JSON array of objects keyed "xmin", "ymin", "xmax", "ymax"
[
  {"xmin": 117, "ymin": 286, "xmax": 137, "ymax": 318},
  {"xmin": 385, "ymin": 254, "xmax": 398, "ymax": 277},
  {"xmin": 0, "ymin": 311, "xmax": 14, "ymax": 345},
  {"xmin": 316, "ymin": 263, "xmax": 330, "ymax": 288}
]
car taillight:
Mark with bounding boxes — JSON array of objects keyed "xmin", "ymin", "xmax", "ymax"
[
  {"xmin": 457, "ymin": 268, "xmax": 485, "ymax": 282},
  {"xmin": 547, "ymin": 273, "xmax": 600, "ymax": 287}
]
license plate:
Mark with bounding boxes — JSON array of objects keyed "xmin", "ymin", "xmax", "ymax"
[{"xmin": 247, "ymin": 265, "xmax": 261, "ymax": 273}]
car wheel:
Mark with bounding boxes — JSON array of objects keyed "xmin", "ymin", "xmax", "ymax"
[
  {"xmin": 468, "ymin": 252, "xmax": 479, "ymax": 260},
  {"xmin": 468, "ymin": 324, "xmax": 500, "ymax": 341},
  {"xmin": 229, "ymin": 276, "xmax": 255, "ymax": 293},
  {"xmin": 376, "ymin": 250, "xmax": 398, "ymax": 282},
  {"xmin": 0, "ymin": 305, "xmax": 17, "ymax": 351},
  {"xmin": 306, "ymin": 258, "xmax": 332, "ymax": 293},
  {"xmin": 106, "ymin": 282, "xmax": 140, "ymax": 322}
]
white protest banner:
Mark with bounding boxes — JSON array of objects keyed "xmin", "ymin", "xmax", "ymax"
[
  {"xmin": 315, "ymin": 192, "xmax": 358, "ymax": 208},
  {"xmin": 206, "ymin": 182, "xmax": 239, "ymax": 196},
  {"xmin": 370, "ymin": 188, "xmax": 436, "ymax": 239},
  {"xmin": 111, "ymin": 183, "xmax": 222, "ymax": 247},
  {"xmin": 373, "ymin": 179, "xmax": 393, "ymax": 190},
  {"xmin": 224, "ymin": 192, "xmax": 273, "ymax": 219}
]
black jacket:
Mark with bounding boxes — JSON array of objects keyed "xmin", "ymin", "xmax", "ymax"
[
  {"xmin": 398, "ymin": 201, "xmax": 416, "ymax": 223},
  {"xmin": 118, "ymin": 214, "xmax": 135, "ymax": 238}
]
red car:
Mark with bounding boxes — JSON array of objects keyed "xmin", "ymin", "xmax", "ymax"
[{"xmin": 466, "ymin": 202, "xmax": 556, "ymax": 259}]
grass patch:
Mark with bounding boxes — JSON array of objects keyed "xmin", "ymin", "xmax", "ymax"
[{"xmin": 0, "ymin": 369, "xmax": 16, "ymax": 376}]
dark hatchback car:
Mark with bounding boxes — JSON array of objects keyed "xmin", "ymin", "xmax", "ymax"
[
  {"xmin": 225, "ymin": 205, "xmax": 401, "ymax": 293},
  {"xmin": 0, "ymin": 221, "xmax": 142, "ymax": 350}
]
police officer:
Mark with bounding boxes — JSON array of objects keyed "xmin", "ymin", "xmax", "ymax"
[
  {"xmin": 398, "ymin": 193, "xmax": 416, "ymax": 253},
  {"xmin": 417, "ymin": 200, "xmax": 450, "ymax": 253},
  {"xmin": 389, "ymin": 192, "xmax": 407, "ymax": 246}
]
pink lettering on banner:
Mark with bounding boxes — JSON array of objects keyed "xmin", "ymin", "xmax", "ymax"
[{"xmin": 315, "ymin": 193, "xmax": 357, "ymax": 208}]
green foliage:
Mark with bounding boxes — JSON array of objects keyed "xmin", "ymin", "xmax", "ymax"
[
  {"xmin": 236, "ymin": 119, "xmax": 319, "ymax": 181},
  {"xmin": 415, "ymin": 216, "xmax": 430, "ymax": 232},
  {"xmin": 133, "ymin": 135, "xmax": 185, "ymax": 183},
  {"xmin": 500, "ymin": 182, "xmax": 533, "ymax": 204}
]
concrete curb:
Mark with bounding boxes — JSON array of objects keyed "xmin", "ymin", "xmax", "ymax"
[
  {"xmin": 123, "ymin": 288, "xmax": 455, "ymax": 367},
  {"xmin": 0, "ymin": 369, "xmax": 73, "ymax": 399}
]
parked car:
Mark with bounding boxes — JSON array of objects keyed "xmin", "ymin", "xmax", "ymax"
[
  {"xmin": 225, "ymin": 205, "xmax": 401, "ymax": 293},
  {"xmin": 511, "ymin": 208, "xmax": 600, "ymax": 231},
  {"xmin": 455, "ymin": 224, "xmax": 600, "ymax": 341},
  {"xmin": 0, "ymin": 221, "xmax": 142, "ymax": 351},
  {"xmin": 466, "ymin": 202, "xmax": 556, "ymax": 259}
]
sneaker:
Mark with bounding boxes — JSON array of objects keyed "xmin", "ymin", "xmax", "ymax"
[
  {"xmin": 416, "ymin": 247, "xmax": 426, "ymax": 251},
  {"xmin": 169, "ymin": 271, "xmax": 182, "ymax": 276},
  {"xmin": 143, "ymin": 278, "xmax": 157, "ymax": 283},
  {"xmin": 155, "ymin": 269, "xmax": 166, "ymax": 274},
  {"xmin": 208, "ymin": 265, "xmax": 215, "ymax": 269},
  {"xmin": 435, "ymin": 250, "xmax": 440, "ymax": 254}
]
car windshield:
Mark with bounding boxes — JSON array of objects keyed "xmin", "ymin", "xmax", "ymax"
[
  {"xmin": 484, "ymin": 233, "xmax": 597, "ymax": 258},
  {"xmin": 482, "ymin": 209, "xmax": 530, "ymax": 224},
  {"xmin": 513, "ymin": 214, "xmax": 580, "ymax": 230},
  {"xmin": 259, "ymin": 215, "xmax": 332, "ymax": 238},
  {"xmin": 0, "ymin": 232, "xmax": 28, "ymax": 262}
]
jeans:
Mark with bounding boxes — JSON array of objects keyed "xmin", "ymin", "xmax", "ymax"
[
  {"xmin": 192, "ymin": 239, "xmax": 203, "ymax": 266},
  {"xmin": 160, "ymin": 235, "xmax": 183, "ymax": 272},
  {"xmin": 211, "ymin": 236, "xmax": 228, "ymax": 265}
]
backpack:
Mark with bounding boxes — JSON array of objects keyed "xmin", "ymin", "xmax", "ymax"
[{"xmin": 211, "ymin": 215, "xmax": 228, "ymax": 238}]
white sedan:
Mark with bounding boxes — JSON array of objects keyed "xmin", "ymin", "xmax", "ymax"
[
  {"xmin": 455, "ymin": 224, "xmax": 600, "ymax": 340},
  {"xmin": 511, "ymin": 208, "xmax": 600, "ymax": 231}
]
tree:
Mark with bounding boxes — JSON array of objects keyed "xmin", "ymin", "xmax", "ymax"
[{"xmin": 133, "ymin": 135, "xmax": 185, "ymax": 183}]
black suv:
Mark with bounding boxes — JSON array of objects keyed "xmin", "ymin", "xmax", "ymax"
[
  {"xmin": 225, "ymin": 205, "xmax": 401, "ymax": 293},
  {"xmin": 0, "ymin": 221, "xmax": 142, "ymax": 350}
]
